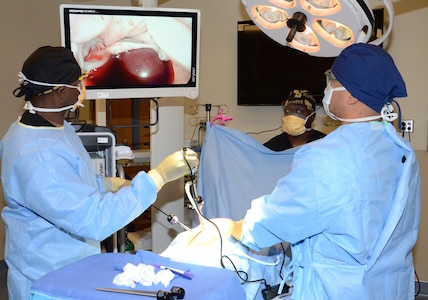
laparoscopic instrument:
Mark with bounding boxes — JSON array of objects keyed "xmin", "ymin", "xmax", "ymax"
[
  {"xmin": 151, "ymin": 147, "xmax": 199, "ymax": 232},
  {"xmin": 96, "ymin": 286, "xmax": 185, "ymax": 299},
  {"xmin": 181, "ymin": 147, "xmax": 204, "ymax": 222}
]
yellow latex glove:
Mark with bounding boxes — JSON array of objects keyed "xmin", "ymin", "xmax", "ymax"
[
  {"xmin": 148, "ymin": 149, "xmax": 199, "ymax": 192},
  {"xmin": 104, "ymin": 177, "xmax": 131, "ymax": 192},
  {"xmin": 231, "ymin": 219, "xmax": 244, "ymax": 241}
]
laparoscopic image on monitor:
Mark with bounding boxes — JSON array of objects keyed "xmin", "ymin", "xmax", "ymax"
[{"xmin": 60, "ymin": 4, "xmax": 201, "ymax": 100}]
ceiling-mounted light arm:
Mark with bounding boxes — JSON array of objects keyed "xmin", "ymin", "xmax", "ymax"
[
  {"xmin": 368, "ymin": 0, "xmax": 394, "ymax": 46},
  {"xmin": 286, "ymin": 12, "xmax": 308, "ymax": 42}
]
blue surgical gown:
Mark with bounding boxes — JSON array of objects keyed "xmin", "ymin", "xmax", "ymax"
[
  {"xmin": 241, "ymin": 121, "xmax": 420, "ymax": 299},
  {"xmin": 0, "ymin": 118, "xmax": 157, "ymax": 300}
]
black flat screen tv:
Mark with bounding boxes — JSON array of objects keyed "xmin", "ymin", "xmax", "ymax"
[
  {"xmin": 237, "ymin": 20, "xmax": 335, "ymax": 106},
  {"xmin": 60, "ymin": 4, "xmax": 201, "ymax": 100}
]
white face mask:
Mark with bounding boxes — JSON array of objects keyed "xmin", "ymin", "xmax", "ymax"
[
  {"xmin": 19, "ymin": 72, "xmax": 85, "ymax": 113},
  {"xmin": 23, "ymin": 98, "xmax": 84, "ymax": 114},
  {"xmin": 282, "ymin": 112, "xmax": 314, "ymax": 136},
  {"xmin": 322, "ymin": 82, "xmax": 346, "ymax": 121},
  {"xmin": 322, "ymin": 81, "xmax": 398, "ymax": 123}
]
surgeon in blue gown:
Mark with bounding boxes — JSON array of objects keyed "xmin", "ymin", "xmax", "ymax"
[
  {"xmin": 0, "ymin": 46, "xmax": 198, "ymax": 300},
  {"xmin": 232, "ymin": 44, "xmax": 421, "ymax": 300}
]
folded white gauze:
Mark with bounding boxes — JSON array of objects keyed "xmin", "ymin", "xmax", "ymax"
[
  {"xmin": 113, "ymin": 263, "xmax": 174, "ymax": 288},
  {"xmin": 154, "ymin": 269, "xmax": 175, "ymax": 287}
]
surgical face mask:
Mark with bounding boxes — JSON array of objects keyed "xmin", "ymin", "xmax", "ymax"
[
  {"xmin": 19, "ymin": 72, "xmax": 85, "ymax": 113},
  {"xmin": 282, "ymin": 112, "xmax": 314, "ymax": 136},
  {"xmin": 321, "ymin": 81, "xmax": 398, "ymax": 123},
  {"xmin": 322, "ymin": 82, "xmax": 346, "ymax": 121}
]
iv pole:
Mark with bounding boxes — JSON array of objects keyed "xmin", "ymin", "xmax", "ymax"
[
  {"xmin": 111, "ymin": 0, "xmax": 161, "ymax": 253},
  {"xmin": 132, "ymin": 0, "xmax": 187, "ymax": 253}
]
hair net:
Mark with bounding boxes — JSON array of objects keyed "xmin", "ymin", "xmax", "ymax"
[
  {"xmin": 331, "ymin": 43, "xmax": 407, "ymax": 113},
  {"xmin": 13, "ymin": 46, "xmax": 81, "ymax": 100},
  {"xmin": 283, "ymin": 89, "xmax": 316, "ymax": 112}
]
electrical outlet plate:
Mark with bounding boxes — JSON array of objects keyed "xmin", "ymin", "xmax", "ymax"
[{"xmin": 401, "ymin": 120, "xmax": 414, "ymax": 133}]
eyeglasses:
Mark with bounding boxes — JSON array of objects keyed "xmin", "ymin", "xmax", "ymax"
[
  {"xmin": 283, "ymin": 105, "xmax": 311, "ymax": 117},
  {"xmin": 35, "ymin": 73, "xmax": 88, "ymax": 96},
  {"xmin": 324, "ymin": 70, "xmax": 337, "ymax": 85},
  {"xmin": 76, "ymin": 73, "xmax": 88, "ymax": 89}
]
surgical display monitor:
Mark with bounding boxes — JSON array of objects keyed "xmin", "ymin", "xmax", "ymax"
[{"xmin": 60, "ymin": 4, "xmax": 201, "ymax": 100}]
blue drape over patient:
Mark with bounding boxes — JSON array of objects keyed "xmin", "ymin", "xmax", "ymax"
[{"xmin": 198, "ymin": 123, "xmax": 297, "ymax": 221}]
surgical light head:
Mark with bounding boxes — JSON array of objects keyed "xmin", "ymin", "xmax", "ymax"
[{"xmin": 241, "ymin": 0, "xmax": 395, "ymax": 57}]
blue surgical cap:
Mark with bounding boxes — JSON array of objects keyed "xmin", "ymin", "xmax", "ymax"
[{"xmin": 331, "ymin": 43, "xmax": 407, "ymax": 113}]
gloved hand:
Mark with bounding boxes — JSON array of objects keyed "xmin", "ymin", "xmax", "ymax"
[
  {"xmin": 104, "ymin": 177, "xmax": 131, "ymax": 192},
  {"xmin": 148, "ymin": 149, "xmax": 199, "ymax": 192},
  {"xmin": 231, "ymin": 219, "xmax": 244, "ymax": 241}
]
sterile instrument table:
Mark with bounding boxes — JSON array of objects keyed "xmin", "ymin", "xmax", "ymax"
[{"xmin": 29, "ymin": 250, "xmax": 246, "ymax": 300}]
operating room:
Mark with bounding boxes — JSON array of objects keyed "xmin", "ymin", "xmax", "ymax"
[{"xmin": 0, "ymin": 0, "xmax": 428, "ymax": 299}]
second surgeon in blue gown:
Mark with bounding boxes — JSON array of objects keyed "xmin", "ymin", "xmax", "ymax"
[{"xmin": 232, "ymin": 44, "xmax": 421, "ymax": 299}]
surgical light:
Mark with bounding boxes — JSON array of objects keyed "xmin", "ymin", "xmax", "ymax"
[{"xmin": 241, "ymin": 0, "xmax": 394, "ymax": 57}]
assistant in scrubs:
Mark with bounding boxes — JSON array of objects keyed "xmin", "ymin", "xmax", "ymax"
[
  {"xmin": 233, "ymin": 44, "xmax": 421, "ymax": 299},
  {"xmin": 0, "ymin": 46, "xmax": 198, "ymax": 300},
  {"xmin": 263, "ymin": 89, "xmax": 326, "ymax": 151}
]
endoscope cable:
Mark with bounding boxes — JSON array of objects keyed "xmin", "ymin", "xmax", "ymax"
[
  {"xmin": 180, "ymin": 148, "xmax": 287, "ymax": 288},
  {"xmin": 180, "ymin": 148, "xmax": 237, "ymax": 277}
]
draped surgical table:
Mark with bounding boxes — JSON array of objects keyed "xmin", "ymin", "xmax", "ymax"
[{"xmin": 30, "ymin": 250, "xmax": 246, "ymax": 300}]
